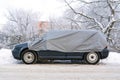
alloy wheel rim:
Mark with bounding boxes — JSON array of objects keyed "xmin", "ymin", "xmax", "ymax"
[
  {"xmin": 87, "ymin": 52, "xmax": 98, "ymax": 63},
  {"xmin": 23, "ymin": 52, "xmax": 35, "ymax": 63}
]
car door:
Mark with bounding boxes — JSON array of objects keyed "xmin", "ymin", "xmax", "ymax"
[
  {"xmin": 66, "ymin": 52, "xmax": 84, "ymax": 59},
  {"xmin": 38, "ymin": 50, "xmax": 66, "ymax": 59}
]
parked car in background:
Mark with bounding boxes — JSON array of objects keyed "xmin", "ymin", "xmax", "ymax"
[{"xmin": 12, "ymin": 30, "xmax": 109, "ymax": 64}]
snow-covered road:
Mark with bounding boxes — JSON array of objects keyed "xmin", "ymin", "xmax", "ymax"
[
  {"xmin": 0, "ymin": 63, "xmax": 120, "ymax": 80},
  {"xmin": 0, "ymin": 49, "xmax": 120, "ymax": 80}
]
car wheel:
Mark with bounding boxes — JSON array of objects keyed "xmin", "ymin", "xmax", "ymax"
[
  {"xmin": 22, "ymin": 50, "xmax": 37, "ymax": 64},
  {"xmin": 84, "ymin": 52, "xmax": 100, "ymax": 64}
]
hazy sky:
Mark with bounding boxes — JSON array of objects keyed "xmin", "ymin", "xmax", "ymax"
[{"xmin": 0, "ymin": 0, "xmax": 65, "ymax": 27}]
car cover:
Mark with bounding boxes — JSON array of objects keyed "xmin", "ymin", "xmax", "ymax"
[{"xmin": 28, "ymin": 30, "xmax": 108, "ymax": 52}]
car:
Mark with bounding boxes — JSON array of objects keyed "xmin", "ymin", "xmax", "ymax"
[{"xmin": 12, "ymin": 30, "xmax": 109, "ymax": 64}]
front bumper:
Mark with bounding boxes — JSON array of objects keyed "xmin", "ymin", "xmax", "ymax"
[{"xmin": 12, "ymin": 48, "xmax": 21, "ymax": 60}]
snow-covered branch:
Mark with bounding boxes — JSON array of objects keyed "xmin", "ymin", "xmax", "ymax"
[
  {"xmin": 65, "ymin": 0, "xmax": 104, "ymax": 31},
  {"xmin": 1, "ymin": 9, "xmax": 40, "ymax": 48},
  {"xmin": 78, "ymin": 0, "xmax": 106, "ymax": 4}
]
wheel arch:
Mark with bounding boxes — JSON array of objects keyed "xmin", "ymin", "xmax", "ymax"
[
  {"xmin": 97, "ymin": 52, "xmax": 102, "ymax": 59},
  {"xmin": 20, "ymin": 48, "xmax": 38, "ymax": 60},
  {"xmin": 20, "ymin": 48, "xmax": 28, "ymax": 59}
]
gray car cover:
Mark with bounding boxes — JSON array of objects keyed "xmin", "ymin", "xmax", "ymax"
[{"xmin": 28, "ymin": 30, "xmax": 108, "ymax": 52}]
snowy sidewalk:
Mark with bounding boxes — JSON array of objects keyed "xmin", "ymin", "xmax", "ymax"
[
  {"xmin": 0, "ymin": 48, "xmax": 120, "ymax": 65},
  {"xmin": 0, "ymin": 49, "xmax": 18, "ymax": 64}
]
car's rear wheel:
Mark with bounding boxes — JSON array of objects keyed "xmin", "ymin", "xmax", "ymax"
[
  {"xmin": 84, "ymin": 52, "xmax": 100, "ymax": 64},
  {"xmin": 22, "ymin": 50, "xmax": 37, "ymax": 64}
]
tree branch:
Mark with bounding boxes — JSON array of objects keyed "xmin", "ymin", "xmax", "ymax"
[
  {"xmin": 64, "ymin": 0, "xmax": 104, "ymax": 31},
  {"xmin": 107, "ymin": 0, "xmax": 115, "ymax": 16},
  {"xmin": 77, "ymin": 0, "xmax": 106, "ymax": 4}
]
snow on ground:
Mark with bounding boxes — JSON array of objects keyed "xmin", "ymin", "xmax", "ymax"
[
  {"xmin": 102, "ymin": 52, "xmax": 120, "ymax": 64},
  {"xmin": 0, "ymin": 48, "xmax": 120, "ymax": 65},
  {"xmin": 0, "ymin": 48, "xmax": 18, "ymax": 64}
]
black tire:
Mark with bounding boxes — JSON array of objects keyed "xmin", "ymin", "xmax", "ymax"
[
  {"xmin": 84, "ymin": 52, "xmax": 100, "ymax": 65},
  {"xmin": 21, "ymin": 50, "xmax": 37, "ymax": 64}
]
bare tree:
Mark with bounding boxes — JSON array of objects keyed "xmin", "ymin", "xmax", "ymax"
[
  {"xmin": 2, "ymin": 9, "xmax": 41, "ymax": 48},
  {"xmin": 64, "ymin": 0, "xmax": 120, "ymax": 51}
]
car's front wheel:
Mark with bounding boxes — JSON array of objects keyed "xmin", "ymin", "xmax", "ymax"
[
  {"xmin": 22, "ymin": 50, "xmax": 37, "ymax": 64},
  {"xmin": 84, "ymin": 52, "xmax": 100, "ymax": 64}
]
